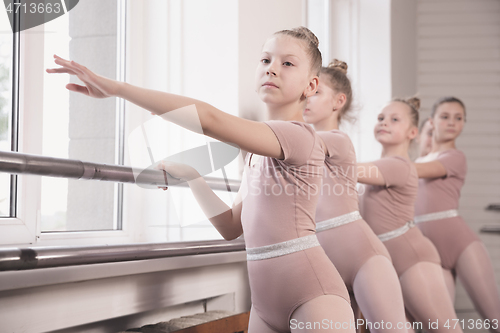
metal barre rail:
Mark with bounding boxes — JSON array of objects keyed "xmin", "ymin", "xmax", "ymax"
[
  {"xmin": 0, "ymin": 151, "xmax": 244, "ymax": 271},
  {"xmin": 0, "ymin": 150, "xmax": 241, "ymax": 191},
  {"xmin": 0, "ymin": 239, "xmax": 246, "ymax": 271}
]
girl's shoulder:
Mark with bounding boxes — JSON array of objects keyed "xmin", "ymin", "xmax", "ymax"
[
  {"xmin": 264, "ymin": 120, "xmax": 322, "ymax": 166},
  {"xmin": 317, "ymin": 130, "xmax": 355, "ymax": 161},
  {"xmin": 438, "ymin": 149, "xmax": 465, "ymax": 159}
]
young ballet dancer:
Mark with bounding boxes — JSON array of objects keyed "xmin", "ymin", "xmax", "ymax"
[
  {"xmin": 417, "ymin": 118, "xmax": 433, "ymax": 158},
  {"xmin": 48, "ymin": 27, "xmax": 355, "ymax": 333},
  {"xmin": 414, "ymin": 97, "xmax": 500, "ymax": 332},
  {"xmin": 356, "ymin": 97, "xmax": 463, "ymax": 333},
  {"xmin": 303, "ymin": 59, "xmax": 407, "ymax": 333}
]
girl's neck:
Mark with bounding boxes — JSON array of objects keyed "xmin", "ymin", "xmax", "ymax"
[
  {"xmin": 313, "ymin": 115, "xmax": 339, "ymax": 131},
  {"xmin": 430, "ymin": 138, "xmax": 456, "ymax": 153},
  {"xmin": 267, "ymin": 100, "xmax": 305, "ymax": 122},
  {"xmin": 380, "ymin": 142, "xmax": 411, "ymax": 160}
]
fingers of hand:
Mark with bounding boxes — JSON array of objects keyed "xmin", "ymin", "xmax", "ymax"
[
  {"xmin": 70, "ymin": 60, "xmax": 89, "ymax": 73},
  {"xmin": 66, "ymin": 84, "xmax": 90, "ymax": 95},
  {"xmin": 46, "ymin": 68, "xmax": 78, "ymax": 75},
  {"xmin": 54, "ymin": 58, "xmax": 85, "ymax": 76}
]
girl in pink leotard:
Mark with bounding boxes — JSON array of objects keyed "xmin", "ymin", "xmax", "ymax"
[
  {"xmin": 303, "ymin": 59, "xmax": 407, "ymax": 333},
  {"xmin": 414, "ymin": 97, "xmax": 500, "ymax": 332},
  {"xmin": 357, "ymin": 97, "xmax": 463, "ymax": 333},
  {"xmin": 48, "ymin": 27, "xmax": 354, "ymax": 333}
]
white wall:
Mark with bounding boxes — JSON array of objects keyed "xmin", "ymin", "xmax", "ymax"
[
  {"xmin": 416, "ymin": 0, "xmax": 500, "ymax": 326},
  {"xmin": 326, "ymin": 1, "xmax": 500, "ymax": 325},
  {"xmin": 323, "ymin": 0, "xmax": 393, "ymax": 163}
]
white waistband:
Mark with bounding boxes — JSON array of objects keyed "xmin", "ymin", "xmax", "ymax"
[
  {"xmin": 414, "ymin": 209, "xmax": 458, "ymax": 224},
  {"xmin": 377, "ymin": 220, "xmax": 415, "ymax": 242},
  {"xmin": 316, "ymin": 211, "xmax": 362, "ymax": 233},
  {"xmin": 246, "ymin": 234, "xmax": 320, "ymax": 261}
]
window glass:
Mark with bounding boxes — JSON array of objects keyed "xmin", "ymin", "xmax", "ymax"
[
  {"xmin": 40, "ymin": 1, "xmax": 120, "ymax": 231},
  {"xmin": 0, "ymin": 16, "xmax": 13, "ymax": 217}
]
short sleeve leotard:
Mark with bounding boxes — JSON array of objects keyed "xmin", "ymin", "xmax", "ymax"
[
  {"xmin": 315, "ymin": 130, "xmax": 391, "ymax": 290},
  {"xmin": 358, "ymin": 156, "xmax": 441, "ymax": 276},
  {"xmin": 415, "ymin": 149, "xmax": 480, "ymax": 271},
  {"xmin": 240, "ymin": 121, "xmax": 350, "ymax": 333}
]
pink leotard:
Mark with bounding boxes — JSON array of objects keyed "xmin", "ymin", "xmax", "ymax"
[
  {"xmin": 415, "ymin": 149, "xmax": 480, "ymax": 271},
  {"xmin": 359, "ymin": 156, "xmax": 441, "ymax": 276},
  {"xmin": 316, "ymin": 130, "xmax": 391, "ymax": 290},
  {"xmin": 241, "ymin": 121, "xmax": 349, "ymax": 333}
]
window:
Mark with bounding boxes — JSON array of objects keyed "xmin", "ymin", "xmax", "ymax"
[
  {"xmin": 0, "ymin": 18, "xmax": 13, "ymax": 217},
  {"xmin": 306, "ymin": 0, "xmax": 393, "ymax": 163},
  {"xmin": 39, "ymin": 1, "xmax": 122, "ymax": 232},
  {"xmin": 121, "ymin": 0, "xmax": 240, "ymax": 243},
  {"xmin": 0, "ymin": 0, "xmax": 127, "ymax": 245},
  {"xmin": 0, "ymin": 0, "xmax": 241, "ymax": 246}
]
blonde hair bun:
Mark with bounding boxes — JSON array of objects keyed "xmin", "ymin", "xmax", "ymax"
[
  {"xmin": 405, "ymin": 96, "xmax": 421, "ymax": 112},
  {"xmin": 328, "ymin": 59, "xmax": 348, "ymax": 74},
  {"xmin": 292, "ymin": 26, "xmax": 320, "ymax": 48}
]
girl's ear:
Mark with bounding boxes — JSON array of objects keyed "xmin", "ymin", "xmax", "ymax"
[
  {"xmin": 335, "ymin": 93, "xmax": 347, "ymax": 111},
  {"xmin": 304, "ymin": 76, "xmax": 319, "ymax": 98},
  {"xmin": 408, "ymin": 126, "xmax": 419, "ymax": 141}
]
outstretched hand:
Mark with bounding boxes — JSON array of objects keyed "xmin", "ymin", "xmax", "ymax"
[
  {"xmin": 155, "ymin": 160, "xmax": 200, "ymax": 191},
  {"xmin": 46, "ymin": 55, "xmax": 119, "ymax": 98}
]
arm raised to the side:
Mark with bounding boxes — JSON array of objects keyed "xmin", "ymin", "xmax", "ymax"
[
  {"xmin": 47, "ymin": 55, "xmax": 284, "ymax": 160},
  {"xmin": 158, "ymin": 161, "xmax": 243, "ymax": 240}
]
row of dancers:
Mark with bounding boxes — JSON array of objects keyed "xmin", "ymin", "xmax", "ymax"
[{"xmin": 47, "ymin": 26, "xmax": 500, "ymax": 333}]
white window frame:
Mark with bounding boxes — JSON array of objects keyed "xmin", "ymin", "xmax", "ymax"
[
  {"xmin": 0, "ymin": 1, "xmax": 133, "ymax": 247},
  {"xmin": 0, "ymin": 0, "xmax": 243, "ymax": 247}
]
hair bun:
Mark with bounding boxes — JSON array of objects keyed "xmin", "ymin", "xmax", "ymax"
[
  {"xmin": 328, "ymin": 59, "xmax": 348, "ymax": 74},
  {"xmin": 293, "ymin": 26, "xmax": 319, "ymax": 48},
  {"xmin": 406, "ymin": 97, "xmax": 421, "ymax": 111}
]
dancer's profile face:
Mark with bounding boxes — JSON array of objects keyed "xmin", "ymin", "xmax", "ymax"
[
  {"xmin": 255, "ymin": 35, "xmax": 315, "ymax": 106},
  {"xmin": 418, "ymin": 119, "xmax": 433, "ymax": 157},
  {"xmin": 431, "ymin": 102, "xmax": 465, "ymax": 143},
  {"xmin": 303, "ymin": 76, "xmax": 336, "ymax": 124},
  {"xmin": 374, "ymin": 102, "xmax": 416, "ymax": 145}
]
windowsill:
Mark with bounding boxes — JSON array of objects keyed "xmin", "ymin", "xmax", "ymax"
[{"xmin": 0, "ymin": 249, "xmax": 247, "ymax": 292}]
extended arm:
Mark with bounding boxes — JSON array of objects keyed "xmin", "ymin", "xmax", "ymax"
[
  {"xmin": 47, "ymin": 55, "xmax": 284, "ymax": 159},
  {"xmin": 414, "ymin": 160, "xmax": 447, "ymax": 179},
  {"xmin": 187, "ymin": 176, "xmax": 243, "ymax": 240},
  {"xmin": 357, "ymin": 163, "xmax": 386, "ymax": 186},
  {"xmin": 159, "ymin": 161, "xmax": 243, "ymax": 240}
]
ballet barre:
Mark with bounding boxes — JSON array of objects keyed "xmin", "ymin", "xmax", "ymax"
[
  {"xmin": 0, "ymin": 239, "xmax": 246, "ymax": 271},
  {"xmin": 0, "ymin": 150, "xmax": 241, "ymax": 192},
  {"xmin": 486, "ymin": 204, "xmax": 500, "ymax": 212},
  {"xmin": 480, "ymin": 203, "xmax": 500, "ymax": 233},
  {"xmin": 0, "ymin": 150, "xmax": 245, "ymax": 271}
]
